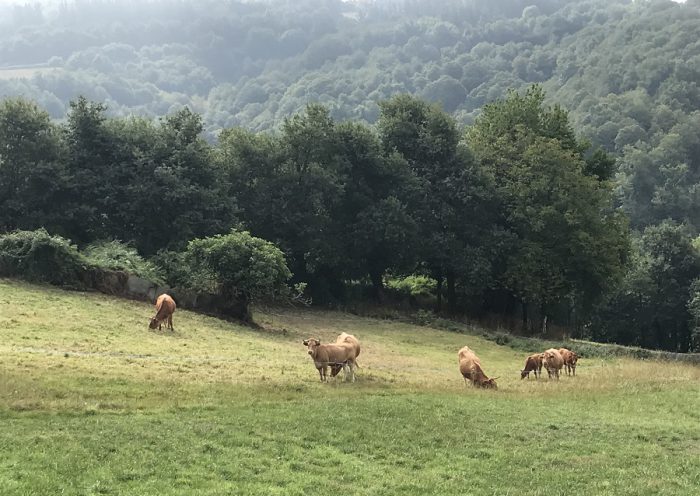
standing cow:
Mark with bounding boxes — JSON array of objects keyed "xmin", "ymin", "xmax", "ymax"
[
  {"xmin": 558, "ymin": 348, "xmax": 578, "ymax": 376},
  {"xmin": 542, "ymin": 348, "xmax": 564, "ymax": 380},
  {"xmin": 149, "ymin": 293, "xmax": 176, "ymax": 331},
  {"xmin": 521, "ymin": 353, "xmax": 543, "ymax": 379},
  {"xmin": 303, "ymin": 338, "xmax": 358, "ymax": 382}
]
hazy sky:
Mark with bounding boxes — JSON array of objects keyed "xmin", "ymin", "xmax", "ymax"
[{"xmin": 0, "ymin": 0, "xmax": 689, "ymax": 7}]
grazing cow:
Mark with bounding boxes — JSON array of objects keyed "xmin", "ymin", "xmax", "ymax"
[
  {"xmin": 559, "ymin": 348, "xmax": 579, "ymax": 376},
  {"xmin": 330, "ymin": 332, "xmax": 361, "ymax": 379},
  {"xmin": 542, "ymin": 348, "xmax": 564, "ymax": 380},
  {"xmin": 303, "ymin": 338, "xmax": 358, "ymax": 382},
  {"xmin": 521, "ymin": 353, "xmax": 543, "ymax": 379},
  {"xmin": 458, "ymin": 346, "xmax": 498, "ymax": 389},
  {"xmin": 149, "ymin": 293, "xmax": 176, "ymax": 331}
]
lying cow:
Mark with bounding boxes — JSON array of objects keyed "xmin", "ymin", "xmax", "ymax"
[
  {"xmin": 303, "ymin": 338, "xmax": 358, "ymax": 382},
  {"xmin": 458, "ymin": 345, "xmax": 497, "ymax": 389},
  {"xmin": 149, "ymin": 293, "xmax": 176, "ymax": 331},
  {"xmin": 559, "ymin": 348, "xmax": 578, "ymax": 376},
  {"xmin": 521, "ymin": 353, "xmax": 543, "ymax": 379},
  {"xmin": 542, "ymin": 348, "xmax": 564, "ymax": 380},
  {"xmin": 330, "ymin": 332, "xmax": 361, "ymax": 379}
]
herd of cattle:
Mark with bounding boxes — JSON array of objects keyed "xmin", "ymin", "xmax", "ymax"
[
  {"xmin": 147, "ymin": 293, "xmax": 579, "ymax": 389},
  {"xmin": 301, "ymin": 331, "xmax": 580, "ymax": 389}
]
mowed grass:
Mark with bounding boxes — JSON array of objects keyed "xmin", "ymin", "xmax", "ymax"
[{"xmin": 1, "ymin": 279, "xmax": 699, "ymax": 495}]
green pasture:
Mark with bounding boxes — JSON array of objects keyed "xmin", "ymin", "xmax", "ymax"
[{"xmin": 0, "ymin": 279, "xmax": 698, "ymax": 495}]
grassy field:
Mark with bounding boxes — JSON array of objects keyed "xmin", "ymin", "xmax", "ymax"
[{"xmin": 1, "ymin": 279, "xmax": 699, "ymax": 495}]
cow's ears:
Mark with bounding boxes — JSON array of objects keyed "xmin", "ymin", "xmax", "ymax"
[{"xmin": 302, "ymin": 340, "xmax": 309, "ymax": 346}]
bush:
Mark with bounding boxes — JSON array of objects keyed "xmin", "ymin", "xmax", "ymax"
[
  {"xmin": 150, "ymin": 249, "xmax": 189, "ymax": 288},
  {"xmin": 0, "ymin": 229, "xmax": 90, "ymax": 287},
  {"xmin": 83, "ymin": 240, "xmax": 164, "ymax": 284},
  {"xmin": 386, "ymin": 275, "xmax": 437, "ymax": 298}
]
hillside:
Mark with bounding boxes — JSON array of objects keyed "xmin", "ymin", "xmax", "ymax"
[{"xmin": 1, "ymin": 279, "xmax": 698, "ymax": 494}]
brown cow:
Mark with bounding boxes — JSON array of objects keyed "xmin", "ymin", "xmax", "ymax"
[
  {"xmin": 458, "ymin": 346, "xmax": 497, "ymax": 389},
  {"xmin": 149, "ymin": 293, "xmax": 176, "ymax": 331},
  {"xmin": 303, "ymin": 338, "xmax": 358, "ymax": 382},
  {"xmin": 559, "ymin": 348, "xmax": 578, "ymax": 376},
  {"xmin": 542, "ymin": 348, "xmax": 564, "ymax": 380},
  {"xmin": 330, "ymin": 332, "xmax": 361, "ymax": 379},
  {"xmin": 521, "ymin": 353, "xmax": 543, "ymax": 379}
]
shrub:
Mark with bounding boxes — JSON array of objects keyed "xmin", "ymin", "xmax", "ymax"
[
  {"xmin": 150, "ymin": 249, "xmax": 189, "ymax": 288},
  {"xmin": 83, "ymin": 240, "xmax": 164, "ymax": 284},
  {"xmin": 0, "ymin": 229, "xmax": 90, "ymax": 287},
  {"xmin": 386, "ymin": 275, "xmax": 437, "ymax": 298}
]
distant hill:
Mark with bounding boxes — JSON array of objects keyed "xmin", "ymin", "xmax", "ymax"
[{"xmin": 1, "ymin": 0, "xmax": 699, "ymax": 229}]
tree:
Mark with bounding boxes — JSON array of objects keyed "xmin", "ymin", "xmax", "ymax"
[
  {"xmin": 118, "ymin": 107, "xmax": 234, "ymax": 254},
  {"xmin": 378, "ymin": 94, "xmax": 496, "ymax": 313},
  {"xmin": 333, "ymin": 121, "xmax": 418, "ymax": 299},
  {"xmin": 466, "ymin": 85, "xmax": 629, "ymax": 332},
  {"xmin": 591, "ymin": 222, "xmax": 700, "ymax": 352},
  {"xmin": 62, "ymin": 96, "xmax": 119, "ymax": 243},
  {"xmin": 0, "ymin": 98, "xmax": 66, "ymax": 235},
  {"xmin": 183, "ymin": 230, "xmax": 291, "ymax": 322}
]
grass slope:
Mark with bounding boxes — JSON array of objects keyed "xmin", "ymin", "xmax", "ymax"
[{"xmin": 1, "ymin": 279, "xmax": 699, "ymax": 495}]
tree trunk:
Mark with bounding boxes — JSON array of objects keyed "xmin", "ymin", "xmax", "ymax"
[
  {"xmin": 540, "ymin": 302, "xmax": 548, "ymax": 335},
  {"xmin": 435, "ymin": 273, "xmax": 443, "ymax": 313},
  {"xmin": 521, "ymin": 301, "xmax": 529, "ymax": 334},
  {"xmin": 369, "ymin": 268, "xmax": 385, "ymax": 303},
  {"xmin": 446, "ymin": 271, "xmax": 456, "ymax": 315}
]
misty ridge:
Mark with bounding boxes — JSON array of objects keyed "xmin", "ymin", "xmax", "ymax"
[{"xmin": 2, "ymin": 0, "xmax": 699, "ymax": 227}]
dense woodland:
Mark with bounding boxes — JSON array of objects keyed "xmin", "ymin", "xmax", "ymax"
[{"xmin": 0, "ymin": 0, "xmax": 699, "ymax": 352}]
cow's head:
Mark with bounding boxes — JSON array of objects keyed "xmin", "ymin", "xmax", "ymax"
[
  {"xmin": 481, "ymin": 377, "xmax": 498, "ymax": 389},
  {"xmin": 520, "ymin": 370, "xmax": 528, "ymax": 379},
  {"xmin": 148, "ymin": 317, "xmax": 159, "ymax": 329},
  {"xmin": 303, "ymin": 338, "xmax": 321, "ymax": 356}
]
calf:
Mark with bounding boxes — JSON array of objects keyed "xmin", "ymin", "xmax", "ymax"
[
  {"xmin": 303, "ymin": 338, "xmax": 358, "ymax": 382},
  {"xmin": 542, "ymin": 348, "xmax": 564, "ymax": 380},
  {"xmin": 521, "ymin": 353, "xmax": 543, "ymax": 379},
  {"xmin": 330, "ymin": 332, "xmax": 361, "ymax": 379},
  {"xmin": 149, "ymin": 293, "xmax": 176, "ymax": 331},
  {"xmin": 559, "ymin": 348, "xmax": 579, "ymax": 376},
  {"xmin": 458, "ymin": 346, "xmax": 497, "ymax": 389}
]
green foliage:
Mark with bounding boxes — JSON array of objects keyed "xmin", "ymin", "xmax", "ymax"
[
  {"xmin": 386, "ymin": 275, "xmax": 437, "ymax": 299},
  {"xmin": 0, "ymin": 229, "xmax": 89, "ymax": 287},
  {"xmin": 82, "ymin": 240, "xmax": 164, "ymax": 284},
  {"xmin": 183, "ymin": 230, "xmax": 291, "ymax": 301},
  {"xmin": 0, "ymin": 98, "xmax": 66, "ymax": 235},
  {"xmin": 590, "ymin": 222, "xmax": 700, "ymax": 352},
  {"xmin": 467, "ymin": 85, "xmax": 629, "ymax": 328},
  {"xmin": 689, "ymin": 279, "xmax": 700, "ymax": 352},
  {"xmin": 150, "ymin": 249, "xmax": 189, "ymax": 288}
]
